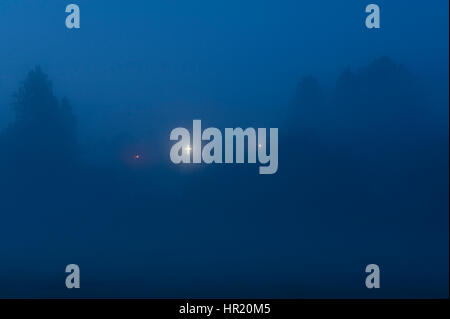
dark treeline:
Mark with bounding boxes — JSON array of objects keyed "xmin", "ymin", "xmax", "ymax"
[
  {"xmin": 0, "ymin": 58, "xmax": 448, "ymax": 298},
  {"xmin": 1, "ymin": 67, "xmax": 78, "ymax": 169}
]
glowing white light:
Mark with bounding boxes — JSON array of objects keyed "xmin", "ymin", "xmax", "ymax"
[
  {"xmin": 185, "ymin": 145, "xmax": 192, "ymax": 154},
  {"xmin": 258, "ymin": 143, "xmax": 262, "ymax": 148}
]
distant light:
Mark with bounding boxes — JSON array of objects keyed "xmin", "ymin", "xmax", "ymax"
[
  {"xmin": 258, "ymin": 143, "xmax": 262, "ymax": 148},
  {"xmin": 185, "ymin": 145, "xmax": 192, "ymax": 154},
  {"xmin": 135, "ymin": 154, "xmax": 141, "ymax": 159}
]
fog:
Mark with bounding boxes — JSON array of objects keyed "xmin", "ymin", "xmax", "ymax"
[{"xmin": 0, "ymin": 0, "xmax": 448, "ymax": 298}]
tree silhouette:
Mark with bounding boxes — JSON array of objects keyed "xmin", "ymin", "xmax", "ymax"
[
  {"xmin": 6, "ymin": 66, "xmax": 78, "ymax": 167},
  {"xmin": 291, "ymin": 75, "xmax": 325, "ymax": 119},
  {"xmin": 287, "ymin": 75, "xmax": 327, "ymax": 138},
  {"xmin": 333, "ymin": 56, "xmax": 429, "ymax": 147}
]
